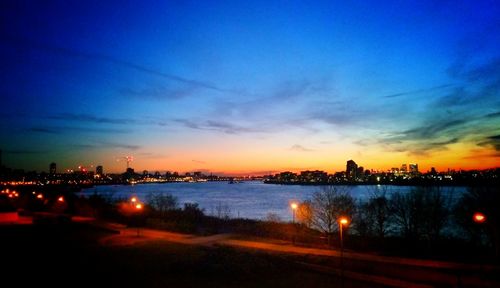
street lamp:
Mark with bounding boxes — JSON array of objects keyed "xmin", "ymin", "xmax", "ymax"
[
  {"xmin": 134, "ymin": 202, "xmax": 143, "ymax": 237},
  {"xmin": 472, "ymin": 212, "xmax": 487, "ymax": 284},
  {"xmin": 290, "ymin": 202, "xmax": 298, "ymax": 223},
  {"xmin": 473, "ymin": 212, "xmax": 486, "ymax": 224},
  {"xmin": 290, "ymin": 202, "xmax": 298, "ymax": 245},
  {"xmin": 338, "ymin": 217, "xmax": 349, "ymax": 288}
]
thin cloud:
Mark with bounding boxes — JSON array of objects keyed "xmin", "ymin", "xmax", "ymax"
[
  {"xmin": 2, "ymin": 35, "xmax": 231, "ymax": 94},
  {"xmin": 484, "ymin": 111, "xmax": 500, "ymax": 118},
  {"xmin": 72, "ymin": 142, "xmax": 140, "ymax": 150},
  {"xmin": 3, "ymin": 149, "xmax": 47, "ymax": 154},
  {"xmin": 48, "ymin": 113, "xmax": 137, "ymax": 125},
  {"xmin": 477, "ymin": 135, "xmax": 500, "ymax": 151},
  {"xmin": 120, "ymin": 85, "xmax": 199, "ymax": 101},
  {"xmin": 401, "ymin": 119, "xmax": 468, "ymax": 140},
  {"xmin": 26, "ymin": 127, "xmax": 60, "ymax": 134},
  {"xmin": 28, "ymin": 125, "xmax": 130, "ymax": 134},
  {"xmin": 382, "ymin": 84, "xmax": 454, "ymax": 98},
  {"xmin": 290, "ymin": 144, "xmax": 315, "ymax": 152},
  {"xmin": 174, "ymin": 118, "xmax": 262, "ymax": 134},
  {"xmin": 104, "ymin": 143, "xmax": 141, "ymax": 150},
  {"xmin": 192, "ymin": 160, "xmax": 206, "ymax": 164},
  {"xmin": 48, "ymin": 113, "xmax": 170, "ymax": 127}
]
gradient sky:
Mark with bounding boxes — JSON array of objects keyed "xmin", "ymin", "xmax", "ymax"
[{"xmin": 1, "ymin": 1, "xmax": 499, "ymax": 175}]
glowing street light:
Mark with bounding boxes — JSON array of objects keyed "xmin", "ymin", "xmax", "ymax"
[
  {"xmin": 472, "ymin": 212, "xmax": 487, "ymax": 282},
  {"xmin": 290, "ymin": 202, "xmax": 299, "ymax": 245},
  {"xmin": 57, "ymin": 196, "xmax": 64, "ymax": 202},
  {"xmin": 290, "ymin": 202, "xmax": 298, "ymax": 223},
  {"xmin": 338, "ymin": 217, "xmax": 350, "ymax": 288},
  {"xmin": 473, "ymin": 212, "xmax": 486, "ymax": 224},
  {"xmin": 132, "ymin": 199, "xmax": 143, "ymax": 237}
]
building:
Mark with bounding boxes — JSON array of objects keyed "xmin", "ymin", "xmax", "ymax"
[
  {"xmin": 346, "ymin": 160, "xmax": 358, "ymax": 181},
  {"xmin": 401, "ymin": 164, "xmax": 408, "ymax": 173},
  {"xmin": 96, "ymin": 165, "xmax": 103, "ymax": 176},
  {"xmin": 409, "ymin": 163, "xmax": 419, "ymax": 175},
  {"xmin": 49, "ymin": 162, "xmax": 56, "ymax": 174},
  {"xmin": 300, "ymin": 170, "xmax": 328, "ymax": 182}
]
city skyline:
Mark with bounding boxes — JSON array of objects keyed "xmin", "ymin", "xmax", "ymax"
[
  {"xmin": 1, "ymin": 153, "xmax": 494, "ymax": 177},
  {"xmin": 1, "ymin": 1, "xmax": 499, "ymax": 174}
]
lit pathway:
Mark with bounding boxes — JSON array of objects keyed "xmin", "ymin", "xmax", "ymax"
[
  {"xmin": 99, "ymin": 223, "xmax": 490, "ymax": 271},
  {"xmin": 96, "ymin": 222, "xmax": 500, "ymax": 288}
]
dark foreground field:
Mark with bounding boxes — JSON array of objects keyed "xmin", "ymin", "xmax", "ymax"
[{"xmin": 2, "ymin": 222, "xmax": 378, "ymax": 288}]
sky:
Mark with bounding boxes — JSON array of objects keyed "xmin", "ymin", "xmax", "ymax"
[{"xmin": 0, "ymin": 1, "xmax": 499, "ymax": 175}]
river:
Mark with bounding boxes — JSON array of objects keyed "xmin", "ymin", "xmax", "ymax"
[{"xmin": 79, "ymin": 181, "xmax": 466, "ymax": 221}]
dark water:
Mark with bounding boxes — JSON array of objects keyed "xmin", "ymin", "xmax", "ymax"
[{"xmin": 79, "ymin": 182, "xmax": 466, "ymax": 221}]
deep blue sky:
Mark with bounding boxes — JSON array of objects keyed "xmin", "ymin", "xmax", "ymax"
[{"xmin": 1, "ymin": 1, "xmax": 499, "ymax": 174}]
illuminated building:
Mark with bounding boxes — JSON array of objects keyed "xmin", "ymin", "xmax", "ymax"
[
  {"xmin": 50, "ymin": 162, "xmax": 56, "ymax": 174},
  {"xmin": 401, "ymin": 164, "xmax": 408, "ymax": 173},
  {"xmin": 96, "ymin": 165, "xmax": 103, "ymax": 176},
  {"xmin": 409, "ymin": 163, "xmax": 419, "ymax": 175},
  {"xmin": 346, "ymin": 160, "xmax": 358, "ymax": 181}
]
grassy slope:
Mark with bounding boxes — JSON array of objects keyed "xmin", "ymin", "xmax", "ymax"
[{"xmin": 2, "ymin": 223, "xmax": 378, "ymax": 288}]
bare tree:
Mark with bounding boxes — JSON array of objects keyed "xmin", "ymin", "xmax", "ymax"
[
  {"xmin": 310, "ymin": 186, "xmax": 355, "ymax": 245},
  {"xmin": 366, "ymin": 190, "xmax": 390, "ymax": 238},
  {"xmin": 147, "ymin": 193, "xmax": 178, "ymax": 217},
  {"xmin": 265, "ymin": 212, "xmax": 282, "ymax": 223},
  {"xmin": 422, "ymin": 187, "xmax": 450, "ymax": 241},
  {"xmin": 390, "ymin": 187, "xmax": 450, "ymax": 241},
  {"xmin": 390, "ymin": 190, "xmax": 422, "ymax": 239},
  {"xmin": 214, "ymin": 201, "xmax": 231, "ymax": 220},
  {"xmin": 297, "ymin": 200, "xmax": 313, "ymax": 228}
]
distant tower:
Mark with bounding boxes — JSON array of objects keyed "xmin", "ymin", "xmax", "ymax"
[
  {"xmin": 346, "ymin": 160, "xmax": 358, "ymax": 180},
  {"xmin": 50, "ymin": 162, "xmax": 57, "ymax": 174},
  {"xmin": 96, "ymin": 165, "xmax": 103, "ymax": 176},
  {"xmin": 409, "ymin": 163, "xmax": 419, "ymax": 175}
]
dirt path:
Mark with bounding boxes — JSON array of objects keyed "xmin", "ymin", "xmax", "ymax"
[{"xmin": 95, "ymin": 222, "xmax": 499, "ymax": 288}]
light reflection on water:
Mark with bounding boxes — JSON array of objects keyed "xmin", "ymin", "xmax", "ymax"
[{"xmin": 79, "ymin": 181, "xmax": 466, "ymax": 221}]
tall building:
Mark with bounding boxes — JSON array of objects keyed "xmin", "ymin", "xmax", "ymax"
[
  {"xmin": 401, "ymin": 164, "xmax": 408, "ymax": 173},
  {"xmin": 346, "ymin": 160, "xmax": 358, "ymax": 180},
  {"xmin": 49, "ymin": 162, "xmax": 56, "ymax": 174},
  {"xmin": 409, "ymin": 163, "xmax": 419, "ymax": 175},
  {"xmin": 96, "ymin": 165, "xmax": 103, "ymax": 176}
]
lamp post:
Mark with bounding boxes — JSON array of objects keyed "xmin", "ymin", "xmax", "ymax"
[
  {"xmin": 473, "ymin": 212, "xmax": 487, "ymax": 285},
  {"xmin": 130, "ymin": 196, "xmax": 143, "ymax": 237},
  {"xmin": 338, "ymin": 217, "xmax": 349, "ymax": 288},
  {"xmin": 290, "ymin": 202, "xmax": 298, "ymax": 244},
  {"xmin": 134, "ymin": 203, "xmax": 143, "ymax": 237},
  {"xmin": 290, "ymin": 202, "xmax": 298, "ymax": 223}
]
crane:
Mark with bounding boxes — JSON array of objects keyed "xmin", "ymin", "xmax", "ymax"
[{"xmin": 117, "ymin": 156, "xmax": 134, "ymax": 171}]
